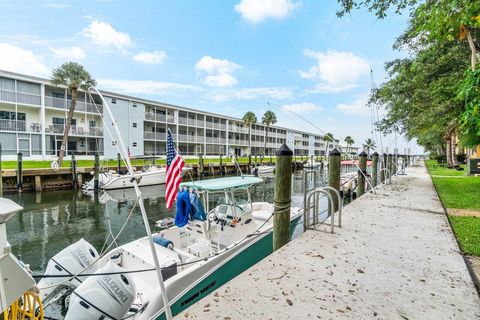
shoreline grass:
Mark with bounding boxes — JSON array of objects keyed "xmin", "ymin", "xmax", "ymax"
[{"xmin": 426, "ymin": 159, "xmax": 480, "ymax": 256}]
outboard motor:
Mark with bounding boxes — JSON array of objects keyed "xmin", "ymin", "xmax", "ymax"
[
  {"xmin": 66, "ymin": 261, "xmax": 136, "ymax": 320},
  {"xmin": 38, "ymin": 238, "xmax": 99, "ymax": 299}
]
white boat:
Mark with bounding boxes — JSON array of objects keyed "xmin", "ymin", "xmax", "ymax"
[
  {"xmin": 254, "ymin": 165, "xmax": 275, "ymax": 175},
  {"xmin": 83, "ymin": 166, "xmax": 189, "ymax": 190},
  {"xmin": 340, "ymin": 172, "xmax": 358, "ymax": 193},
  {"xmin": 36, "ymin": 176, "xmax": 302, "ymax": 319},
  {"xmin": 303, "ymin": 161, "xmax": 322, "ymax": 169}
]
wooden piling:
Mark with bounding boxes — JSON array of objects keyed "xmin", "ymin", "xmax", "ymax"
[
  {"xmin": 357, "ymin": 151, "xmax": 367, "ymax": 196},
  {"xmin": 199, "ymin": 154, "xmax": 204, "ymax": 179},
  {"xmin": 273, "ymin": 144, "xmax": 293, "ymax": 251},
  {"xmin": 388, "ymin": 153, "xmax": 393, "ymax": 180},
  {"xmin": 117, "ymin": 153, "xmax": 121, "ymax": 173},
  {"xmin": 71, "ymin": 154, "xmax": 77, "ymax": 189},
  {"xmin": 219, "ymin": 155, "xmax": 224, "ymax": 176},
  {"xmin": 17, "ymin": 152, "xmax": 23, "ymax": 193},
  {"xmin": 34, "ymin": 175, "xmax": 42, "ymax": 192},
  {"xmin": 381, "ymin": 153, "xmax": 387, "ymax": 183},
  {"xmin": 372, "ymin": 152, "xmax": 379, "ymax": 188},
  {"xmin": 94, "ymin": 153, "xmax": 100, "ymax": 191},
  {"xmin": 328, "ymin": 148, "xmax": 341, "ymax": 213}
]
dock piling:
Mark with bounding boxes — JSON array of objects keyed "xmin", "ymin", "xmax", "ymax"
[
  {"xmin": 388, "ymin": 153, "xmax": 393, "ymax": 182},
  {"xmin": 372, "ymin": 152, "xmax": 379, "ymax": 188},
  {"xmin": 219, "ymin": 155, "xmax": 224, "ymax": 176},
  {"xmin": 117, "ymin": 153, "xmax": 121, "ymax": 173},
  {"xmin": 94, "ymin": 153, "xmax": 100, "ymax": 191},
  {"xmin": 71, "ymin": 154, "xmax": 78, "ymax": 189},
  {"xmin": 328, "ymin": 148, "xmax": 341, "ymax": 213},
  {"xmin": 17, "ymin": 152, "xmax": 23, "ymax": 193},
  {"xmin": 357, "ymin": 151, "xmax": 367, "ymax": 196},
  {"xmin": 273, "ymin": 144, "xmax": 293, "ymax": 251}
]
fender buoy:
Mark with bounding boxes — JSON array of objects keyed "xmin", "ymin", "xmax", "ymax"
[{"xmin": 51, "ymin": 160, "xmax": 59, "ymax": 171}]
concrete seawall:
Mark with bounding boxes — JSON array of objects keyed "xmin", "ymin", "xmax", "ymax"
[{"xmin": 177, "ymin": 163, "xmax": 480, "ymax": 319}]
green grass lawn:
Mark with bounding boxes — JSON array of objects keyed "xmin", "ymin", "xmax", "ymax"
[
  {"xmin": 431, "ymin": 176, "xmax": 480, "ymax": 210},
  {"xmin": 424, "ymin": 159, "xmax": 467, "ymax": 176},
  {"xmin": 426, "ymin": 159, "xmax": 480, "ymax": 256},
  {"xmin": 449, "ymin": 216, "xmax": 480, "ymax": 256},
  {"xmin": 0, "ymin": 155, "xmax": 308, "ymax": 170}
]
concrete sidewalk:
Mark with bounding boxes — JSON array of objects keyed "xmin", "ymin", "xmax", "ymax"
[{"xmin": 177, "ymin": 163, "xmax": 480, "ymax": 319}]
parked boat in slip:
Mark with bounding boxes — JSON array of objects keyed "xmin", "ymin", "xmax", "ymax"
[{"xmin": 33, "ymin": 176, "xmax": 302, "ymax": 319}]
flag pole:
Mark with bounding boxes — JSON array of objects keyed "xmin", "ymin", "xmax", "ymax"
[{"xmin": 92, "ymin": 88, "xmax": 173, "ymax": 320}]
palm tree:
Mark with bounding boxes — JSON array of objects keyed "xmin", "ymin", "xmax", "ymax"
[
  {"xmin": 52, "ymin": 62, "xmax": 96, "ymax": 166},
  {"xmin": 363, "ymin": 138, "xmax": 376, "ymax": 155},
  {"xmin": 262, "ymin": 110, "xmax": 277, "ymax": 157},
  {"xmin": 323, "ymin": 132, "xmax": 334, "ymax": 157},
  {"xmin": 344, "ymin": 136, "xmax": 354, "ymax": 153},
  {"xmin": 242, "ymin": 111, "xmax": 257, "ymax": 156}
]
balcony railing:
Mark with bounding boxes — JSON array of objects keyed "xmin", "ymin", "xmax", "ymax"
[
  {"xmin": 178, "ymin": 117, "xmax": 188, "ymax": 125},
  {"xmin": 0, "ymin": 89, "xmax": 41, "ymax": 105},
  {"xmin": 45, "ymin": 124, "xmax": 103, "ymax": 136},
  {"xmin": 45, "ymin": 96, "xmax": 102, "ymax": 113},
  {"xmin": 0, "ymin": 119, "xmax": 41, "ymax": 133},
  {"xmin": 144, "ymin": 132, "xmax": 167, "ymax": 140}
]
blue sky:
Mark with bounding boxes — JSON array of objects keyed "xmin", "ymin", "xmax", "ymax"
[{"xmin": 0, "ymin": 0, "xmax": 419, "ymax": 153}]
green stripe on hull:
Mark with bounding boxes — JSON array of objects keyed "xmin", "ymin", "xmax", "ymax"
[{"xmin": 155, "ymin": 216, "xmax": 301, "ymax": 319}]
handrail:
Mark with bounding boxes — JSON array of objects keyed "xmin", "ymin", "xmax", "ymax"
[
  {"xmin": 306, "ymin": 188, "xmax": 335, "ymax": 234},
  {"xmin": 320, "ymin": 186, "xmax": 342, "ymax": 228}
]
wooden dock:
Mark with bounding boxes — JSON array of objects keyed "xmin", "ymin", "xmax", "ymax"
[{"xmin": 176, "ymin": 163, "xmax": 480, "ymax": 319}]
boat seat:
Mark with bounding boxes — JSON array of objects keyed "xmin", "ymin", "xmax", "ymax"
[
  {"xmin": 252, "ymin": 209, "xmax": 272, "ymax": 222},
  {"xmin": 185, "ymin": 219, "xmax": 211, "ymax": 240}
]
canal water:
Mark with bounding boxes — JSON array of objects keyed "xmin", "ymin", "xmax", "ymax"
[{"xmin": 5, "ymin": 170, "xmax": 329, "ymax": 273}]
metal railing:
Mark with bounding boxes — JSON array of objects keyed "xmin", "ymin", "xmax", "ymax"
[
  {"xmin": 0, "ymin": 119, "xmax": 41, "ymax": 132},
  {"xmin": 144, "ymin": 132, "xmax": 167, "ymax": 140},
  {"xmin": 45, "ymin": 124, "xmax": 103, "ymax": 136},
  {"xmin": 45, "ymin": 96, "xmax": 102, "ymax": 113},
  {"xmin": 0, "ymin": 89, "xmax": 41, "ymax": 105}
]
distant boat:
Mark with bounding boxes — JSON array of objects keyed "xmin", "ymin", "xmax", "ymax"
[
  {"xmin": 254, "ymin": 165, "xmax": 275, "ymax": 175},
  {"xmin": 83, "ymin": 166, "xmax": 189, "ymax": 190}
]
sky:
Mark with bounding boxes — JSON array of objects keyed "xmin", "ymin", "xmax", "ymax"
[{"xmin": 0, "ymin": 0, "xmax": 421, "ymax": 154}]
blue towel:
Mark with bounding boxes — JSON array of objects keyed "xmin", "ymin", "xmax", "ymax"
[
  {"xmin": 189, "ymin": 192, "xmax": 206, "ymax": 221},
  {"xmin": 175, "ymin": 191, "xmax": 192, "ymax": 227},
  {"xmin": 152, "ymin": 234, "xmax": 173, "ymax": 249}
]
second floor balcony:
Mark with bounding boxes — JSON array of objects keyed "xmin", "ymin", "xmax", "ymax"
[
  {"xmin": 45, "ymin": 123, "xmax": 103, "ymax": 137},
  {"xmin": 44, "ymin": 96, "xmax": 103, "ymax": 113},
  {"xmin": 0, "ymin": 119, "xmax": 41, "ymax": 133},
  {"xmin": 0, "ymin": 89, "xmax": 41, "ymax": 106}
]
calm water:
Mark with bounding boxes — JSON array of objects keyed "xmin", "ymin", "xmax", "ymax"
[{"xmin": 6, "ymin": 171, "xmax": 327, "ymax": 273}]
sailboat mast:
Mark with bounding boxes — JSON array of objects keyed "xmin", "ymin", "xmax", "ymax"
[{"xmin": 91, "ymin": 87, "xmax": 173, "ymax": 320}]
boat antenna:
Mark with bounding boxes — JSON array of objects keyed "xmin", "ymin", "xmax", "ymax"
[{"xmin": 90, "ymin": 87, "xmax": 173, "ymax": 320}]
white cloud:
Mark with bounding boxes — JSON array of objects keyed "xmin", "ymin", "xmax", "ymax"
[
  {"xmin": 0, "ymin": 43, "xmax": 48, "ymax": 77},
  {"xmin": 44, "ymin": 3, "xmax": 67, "ymax": 9},
  {"xmin": 81, "ymin": 20, "xmax": 133, "ymax": 49},
  {"xmin": 98, "ymin": 79, "xmax": 201, "ymax": 96},
  {"xmin": 234, "ymin": 0, "xmax": 299, "ymax": 23},
  {"xmin": 210, "ymin": 87, "xmax": 292, "ymax": 102},
  {"xmin": 281, "ymin": 102, "xmax": 321, "ymax": 114},
  {"xmin": 133, "ymin": 50, "xmax": 167, "ymax": 64},
  {"xmin": 301, "ymin": 49, "xmax": 369, "ymax": 93},
  {"xmin": 336, "ymin": 94, "xmax": 369, "ymax": 114},
  {"xmin": 194, "ymin": 56, "xmax": 241, "ymax": 87},
  {"xmin": 50, "ymin": 46, "xmax": 85, "ymax": 60}
]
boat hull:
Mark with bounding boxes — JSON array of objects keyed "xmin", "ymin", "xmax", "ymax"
[
  {"xmin": 153, "ymin": 215, "xmax": 301, "ymax": 319},
  {"xmin": 103, "ymin": 170, "xmax": 166, "ymax": 190}
]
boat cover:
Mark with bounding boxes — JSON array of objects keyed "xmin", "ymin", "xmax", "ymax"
[{"xmin": 179, "ymin": 176, "xmax": 263, "ymax": 191}]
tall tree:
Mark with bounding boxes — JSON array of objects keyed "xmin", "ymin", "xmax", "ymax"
[
  {"xmin": 242, "ymin": 111, "xmax": 257, "ymax": 156},
  {"xmin": 344, "ymin": 136, "xmax": 354, "ymax": 153},
  {"xmin": 323, "ymin": 133, "xmax": 334, "ymax": 156},
  {"xmin": 262, "ymin": 110, "xmax": 277, "ymax": 157},
  {"xmin": 52, "ymin": 62, "xmax": 96, "ymax": 166},
  {"xmin": 363, "ymin": 138, "xmax": 376, "ymax": 155}
]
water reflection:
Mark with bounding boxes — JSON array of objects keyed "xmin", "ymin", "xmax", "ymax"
[{"xmin": 5, "ymin": 170, "xmax": 327, "ymax": 273}]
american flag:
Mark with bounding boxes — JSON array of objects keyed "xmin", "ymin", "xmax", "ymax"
[{"xmin": 165, "ymin": 129, "xmax": 185, "ymax": 209}]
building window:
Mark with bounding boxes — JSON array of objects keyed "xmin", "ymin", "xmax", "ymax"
[
  {"xmin": 133, "ymin": 142, "xmax": 137, "ymax": 147},
  {"xmin": 111, "ymin": 98, "xmax": 116, "ymax": 104},
  {"xmin": 112, "ymin": 141, "xmax": 117, "ymax": 146},
  {"xmin": 133, "ymin": 122, "xmax": 137, "ymax": 128},
  {"xmin": 89, "ymin": 120, "xmax": 96, "ymax": 127},
  {"xmin": 132, "ymin": 103, "xmax": 137, "ymax": 108}
]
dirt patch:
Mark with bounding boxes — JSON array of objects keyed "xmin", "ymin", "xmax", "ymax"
[{"xmin": 448, "ymin": 208, "xmax": 480, "ymax": 217}]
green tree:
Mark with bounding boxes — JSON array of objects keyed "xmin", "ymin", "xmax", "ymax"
[
  {"xmin": 52, "ymin": 62, "xmax": 96, "ymax": 166},
  {"xmin": 323, "ymin": 133, "xmax": 334, "ymax": 156},
  {"xmin": 344, "ymin": 136, "xmax": 354, "ymax": 153},
  {"xmin": 363, "ymin": 138, "xmax": 376, "ymax": 155},
  {"xmin": 242, "ymin": 111, "xmax": 257, "ymax": 156},
  {"xmin": 262, "ymin": 110, "xmax": 277, "ymax": 157}
]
